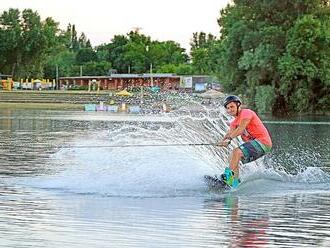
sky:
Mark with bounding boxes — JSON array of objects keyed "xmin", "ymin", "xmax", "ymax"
[{"xmin": 1, "ymin": 0, "xmax": 232, "ymax": 51}]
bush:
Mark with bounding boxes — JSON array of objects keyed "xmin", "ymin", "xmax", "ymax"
[
  {"xmin": 290, "ymin": 87, "xmax": 310, "ymax": 112},
  {"xmin": 255, "ymin": 85, "xmax": 275, "ymax": 113}
]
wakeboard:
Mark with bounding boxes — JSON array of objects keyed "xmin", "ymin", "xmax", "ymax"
[{"xmin": 204, "ymin": 175, "xmax": 232, "ymax": 191}]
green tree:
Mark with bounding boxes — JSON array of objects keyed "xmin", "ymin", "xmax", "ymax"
[
  {"xmin": 44, "ymin": 50, "xmax": 76, "ymax": 78},
  {"xmin": 149, "ymin": 40, "xmax": 188, "ymax": 70},
  {"xmin": 0, "ymin": 8, "xmax": 21, "ymax": 75},
  {"xmin": 96, "ymin": 31, "xmax": 188, "ymax": 74},
  {"xmin": 216, "ymin": 0, "xmax": 330, "ymax": 114},
  {"xmin": 78, "ymin": 32, "xmax": 92, "ymax": 49},
  {"xmin": 96, "ymin": 35, "xmax": 130, "ymax": 73},
  {"xmin": 80, "ymin": 61, "xmax": 112, "ymax": 76},
  {"xmin": 156, "ymin": 63, "xmax": 193, "ymax": 75},
  {"xmin": 278, "ymin": 15, "xmax": 330, "ymax": 112},
  {"xmin": 0, "ymin": 8, "xmax": 59, "ymax": 78},
  {"xmin": 190, "ymin": 32, "xmax": 218, "ymax": 74},
  {"xmin": 76, "ymin": 48, "xmax": 97, "ymax": 64}
]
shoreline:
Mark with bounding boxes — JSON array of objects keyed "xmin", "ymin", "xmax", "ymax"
[
  {"xmin": 0, "ymin": 90, "xmax": 328, "ymax": 116},
  {"xmin": 0, "ymin": 102, "xmax": 84, "ymax": 110}
]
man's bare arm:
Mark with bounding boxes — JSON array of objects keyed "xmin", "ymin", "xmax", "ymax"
[{"xmin": 218, "ymin": 118, "xmax": 250, "ymax": 147}]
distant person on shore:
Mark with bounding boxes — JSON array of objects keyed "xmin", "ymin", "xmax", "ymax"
[{"xmin": 218, "ymin": 95, "xmax": 272, "ymax": 188}]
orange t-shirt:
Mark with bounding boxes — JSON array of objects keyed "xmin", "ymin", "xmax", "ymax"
[{"xmin": 230, "ymin": 109, "xmax": 272, "ymax": 147}]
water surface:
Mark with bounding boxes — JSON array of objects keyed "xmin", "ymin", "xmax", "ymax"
[{"xmin": 0, "ymin": 108, "xmax": 329, "ymax": 247}]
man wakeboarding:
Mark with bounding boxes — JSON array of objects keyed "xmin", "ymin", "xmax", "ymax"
[{"xmin": 218, "ymin": 95, "xmax": 272, "ymax": 188}]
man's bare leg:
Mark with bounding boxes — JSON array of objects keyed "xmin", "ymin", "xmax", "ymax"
[{"xmin": 229, "ymin": 148, "xmax": 243, "ymax": 178}]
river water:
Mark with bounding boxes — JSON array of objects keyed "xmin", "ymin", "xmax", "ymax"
[{"xmin": 0, "ymin": 106, "xmax": 329, "ymax": 248}]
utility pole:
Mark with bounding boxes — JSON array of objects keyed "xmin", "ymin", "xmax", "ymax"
[
  {"xmin": 55, "ymin": 65, "xmax": 59, "ymax": 90},
  {"xmin": 150, "ymin": 63, "xmax": 153, "ymax": 87},
  {"xmin": 146, "ymin": 45, "xmax": 153, "ymax": 87}
]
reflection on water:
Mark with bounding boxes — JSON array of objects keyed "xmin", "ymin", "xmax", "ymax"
[{"xmin": 0, "ymin": 108, "xmax": 330, "ymax": 247}]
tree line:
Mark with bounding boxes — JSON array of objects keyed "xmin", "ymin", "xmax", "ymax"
[
  {"xmin": 209, "ymin": 0, "xmax": 329, "ymax": 114},
  {"xmin": 0, "ymin": 8, "xmax": 197, "ymax": 80},
  {"xmin": 0, "ymin": 0, "xmax": 329, "ymax": 114}
]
